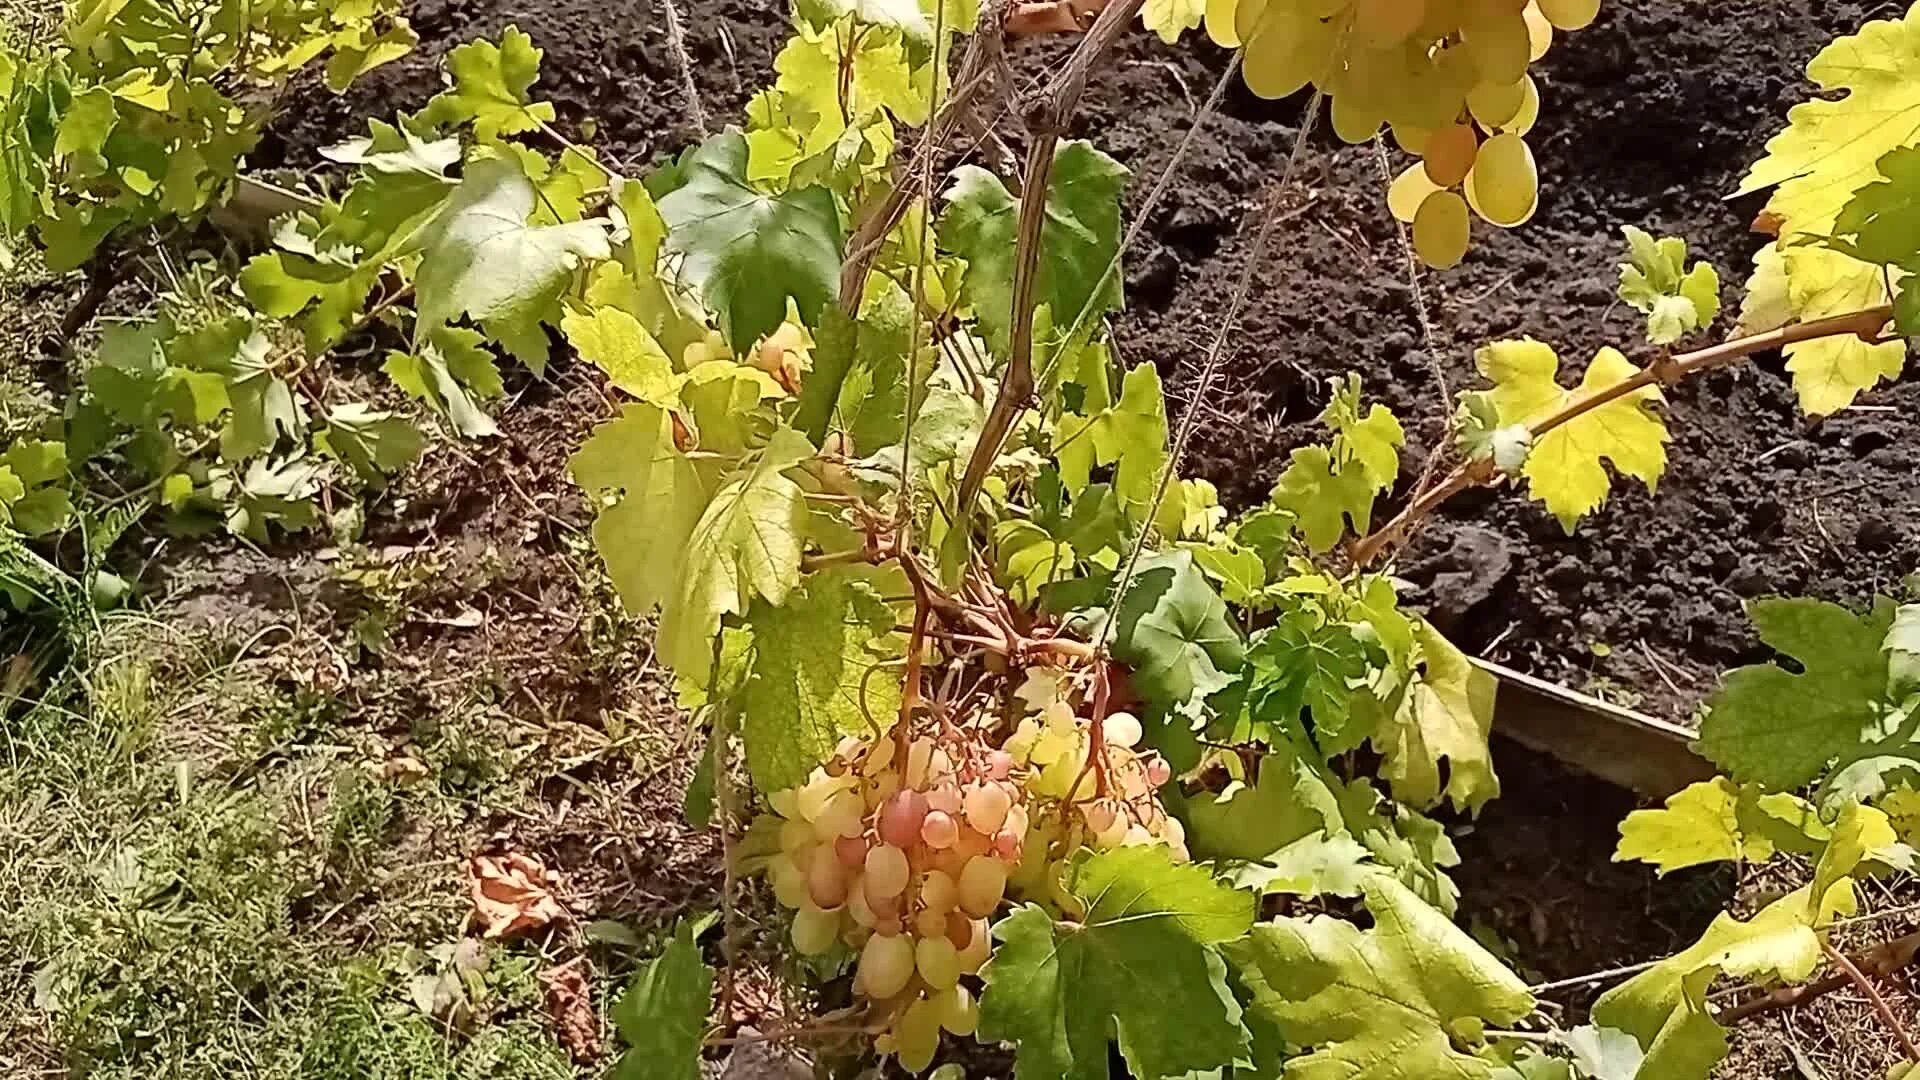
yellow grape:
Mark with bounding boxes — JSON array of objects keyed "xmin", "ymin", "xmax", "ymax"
[
  {"xmin": 895, "ymin": 998, "xmax": 943, "ymax": 1073},
  {"xmin": 957, "ymin": 855, "xmax": 1008, "ymax": 918},
  {"xmin": 1412, "ymin": 190, "xmax": 1471, "ymax": 269},
  {"xmin": 914, "ymin": 907, "xmax": 948, "ymax": 937},
  {"xmin": 1242, "ymin": 5, "xmax": 1337, "ymax": 100},
  {"xmin": 1466, "ymin": 132, "xmax": 1538, "ymax": 226},
  {"xmin": 1351, "ymin": 0, "xmax": 1428, "ymax": 47},
  {"xmin": 1500, "ymin": 74, "xmax": 1540, "ymax": 135},
  {"xmin": 1331, "ymin": 86, "xmax": 1388, "ymax": 145},
  {"xmin": 1392, "ymin": 122, "xmax": 1432, "ymax": 156},
  {"xmin": 1422, "ymin": 122, "xmax": 1478, "ymax": 187},
  {"xmin": 1536, "ymin": 0, "xmax": 1598, "ymax": 29},
  {"xmin": 849, "ymin": 879, "xmax": 881, "ymax": 928},
  {"xmin": 920, "ymin": 868, "xmax": 958, "ymax": 912},
  {"xmin": 934, "ymin": 984, "xmax": 979, "ymax": 1036},
  {"xmin": 813, "ymin": 789, "xmax": 865, "ymax": 841},
  {"xmin": 1204, "ymin": 0, "xmax": 1240, "ymax": 46},
  {"xmin": 964, "ymin": 782, "xmax": 1012, "ymax": 835},
  {"xmin": 771, "ymin": 856, "xmax": 809, "ymax": 909},
  {"xmin": 792, "ymin": 903, "xmax": 841, "ymax": 955},
  {"xmin": 904, "ymin": 737, "xmax": 934, "ymax": 788},
  {"xmin": 860, "ymin": 734, "xmax": 895, "ymax": 776},
  {"xmin": 1460, "ymin": 7, "xmax": 1531, "ymax": 86},
  {"xmin": 779, "ymin": 819, "xmax": 813, "ymax": 858},
  {"xmin": 795, "ymin": 769, "xmax": 849, "ymax": 822},
  {"xmin": 864, "ymin": 844, "xmax": 910, "ymax": 900},
  {"xmin": 956, "ymin": 917, "xmax": 991, "ymax": 973},
  {"xmin": 915, "ymin": 935, "xmax": 962, "ymax": 989},
  {"xmin": 858, "ymin": 931, "xmax": 916, "ymax": 998},
  {"xmin": 1522, "ymin": 1, "xmax": 1553, "ymax": 59},
  {"xmin": 1466, "ymin": 76, "xmax": 1526, "ymax": 128}
]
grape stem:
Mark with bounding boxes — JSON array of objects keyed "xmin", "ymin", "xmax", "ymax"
[{"xmin": 1350, "ymin": 303, "xmax": 1899, "ymax": 567}]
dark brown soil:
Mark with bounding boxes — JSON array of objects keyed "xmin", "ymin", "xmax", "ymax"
[{"xmin": 243, "ymin": 0, "xmax": 1917, "ymax": 1064}]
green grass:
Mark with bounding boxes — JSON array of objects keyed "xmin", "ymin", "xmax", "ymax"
[{"xmin": 0, "ymin": 626, "xmax": 580, "ymax": 1079}]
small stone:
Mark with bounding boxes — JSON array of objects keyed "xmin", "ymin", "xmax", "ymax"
[
  {"xmin": 1381, "ymin": 330, "xmax": 1416, "ymax": 358},
  {"xmin": 1726, "ymin": 561, "xmax": 1769, "ymax": 597},
  {"xmin": 1857, "ymin": 515, "xmax": 1902, "ymax": 552}
]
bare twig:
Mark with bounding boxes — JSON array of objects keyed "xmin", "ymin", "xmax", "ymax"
[
  {"xmin": 1351, "ymin": 303, "xmax": 1898, "ymax": 567},
  {"xmin": 952, "ymin": 0, "xmax": 1149, "ymax": 514},
  {"xmin": 658, "ymin": 0, "xmax": 709, "ymax": 136},
  {"xmin": 1715, "ymin": 929, "xmax": 1920, "ymax": 1025},
  {"xmin": 1821, "ymin": 940, "xmax": 1920, "ymax": 1062}
]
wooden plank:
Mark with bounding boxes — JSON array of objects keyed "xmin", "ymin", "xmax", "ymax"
[
  {"xmin": 1477, "ymin": 658, "xmax": 1715, "ymax": 800},
  {"xmin": 209, "ymin": 176, "xmax": 322, "ymax": 241}
]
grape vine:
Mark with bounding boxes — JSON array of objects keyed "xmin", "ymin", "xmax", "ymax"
[{"xmin": 4, "ymin": 0, "xmax": 1920, "ymax": 1077}]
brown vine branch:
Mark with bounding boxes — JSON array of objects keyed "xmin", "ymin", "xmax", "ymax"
[
  {"xmin": 1350, "ymin": 303, "xmax": 1899, "ymax": 568},
  {"xmin": 1823, "ymin": 940, "xmax": 1920, "ymax": 1062},
  {"xmin": 952, "ymin": 0, "xmax": 1149, "ymax": 516}
]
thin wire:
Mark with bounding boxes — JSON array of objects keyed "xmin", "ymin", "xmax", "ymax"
[
  {"xmin": 897, "ymin": 0, "xmax": 954, "ymax": 518},
  {"xmin": 1371, "ymin": 134, "xmax": 1447, "ymax": 403},
  {"xmin": 1092, "ymin": 86, "xmax": 1326, "ymax": 653},
  {"xmin": 659, "ymin": 0, "xmax": 710, "ymax": 136}
]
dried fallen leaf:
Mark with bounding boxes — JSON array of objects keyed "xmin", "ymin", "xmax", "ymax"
[
  {"xmin": 468, "ymin": 852, "xmax": 567, "ymax": 938},
  {"xmin": 381, "ymin": 755, "xmax": 430, "ymax": 784},
  {"xmin": 541, "ymin": 959, "xmax": 602, "ymax": 1063}
]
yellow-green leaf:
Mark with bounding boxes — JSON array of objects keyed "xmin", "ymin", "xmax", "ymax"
[{"xmin": 1478, "ymin": 339, "xmax": 1669, "ymax": 532}]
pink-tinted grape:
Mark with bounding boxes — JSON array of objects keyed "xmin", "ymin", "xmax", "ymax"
[
  {"xmin": 879, "ymin": 790, "xmax": 928, "ymax": 848},
  {"xmin": 926, "ymin": 784, "xmax": 962, "ymax": 815},
  {"xmin": 963, "ymin": 782, "xmax": 1012, "ymax": 835},
  {"xmin": 957, "ymin": 855, "xmax": 1008, "ymax": 917},
  {"xmin": 864, "ymin": 844, "xmax": 911, "ymax": 900},
  {"xmin": 835, "ymin": 835, "xmax": 870, "ymax": 869},
  {"xmin": 921, "ymin": 810, "xmax": 960, "ymax": 849},
  {"xmin": 806, "ymin": 845, "xmax": 849, "ymax": 908}
]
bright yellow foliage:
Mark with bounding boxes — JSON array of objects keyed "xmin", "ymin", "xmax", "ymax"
[
  {"xmin": 1477, "ymin": 339, "xmax": 1669, "ymax": 533},
  {"xmin": 1735, "ymin": 4, "xmax": 1920, "ymax": 413}
]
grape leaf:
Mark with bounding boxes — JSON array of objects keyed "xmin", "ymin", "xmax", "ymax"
[
  {"xmin": 657, "ymin": 427, "xmax": 815, "ymax": 679},
  {"xmin": 423, "ymin": 27, "xmax": 557, "ymax": 141},
  {"xmin": 1559, "ymin": 1026, "xmax": 1646, "ymax": 1080},
  {"xmin": 1477, "ymin": 339, "xmax": 1669, "ymax": 532},
  {"xmin": 410, "ymin": 154, "xmax": 611, "ymax": 371},
  {"xmin": 383, "ymin": 327, "xmax": 504, "ymax": 438},
  {"xmin": 0, "ymin": 441, "xmax": 71, "ymax": 537},
  {"xmin": 1324, "ymin": 375, "xmax": 1404, "ymax": 492},
  {"xmin": 735, "ymin": 564, "xmax": 902, "ymax": 791},
  {"xmin": 610, "ymin": 917, "xmax": 712, "ymax": 1080},
  {"xmin": 571, "ymin": 403, "xmax": 714, "ymax": 616},
  {"xmin": 1090, "ymin": 550, "xmax": 1247, "ymax": 716},
  {"xmin": 1695, "ymin": 597, "xmax": 1899, "ymax": 790},
  {"xmin": 1227, "ymin": 875, "xmax": 1533, "ymax": 1080},
  {"xmin": 1230, "ymin": 608, "xmax": 1372, "ymax": 753},
  {"xmin": 1268, "ymin": 447, "xmax": 1376, "ymax": 554},
  {"xmin": 657, "ymin": 130, "xmax": 844, "ymax": 351},
  {"xmin": 1373, "ymin": 619, "xmax": 1499, "ymax": 814},
  {"xmin": 1613, "ymin": 777, "xmax": 1829, "ymax": 875},
  {"xmin": 1833, "ymin": 146, "xmax": 1920, "ymax": 267},
  {"xmin": 794, "ymin": 0, "xmax": 932, "ymax": 46},
  {"xmin": 939, "ymin": 141, "xmax": 1129, "ymax": 357},
  {"xmin": 1593, "ymin": 877, "xmax": 1858, "ymax": 1079},
  {"xmin": 314, "ymin": 403, "xmax": 423, "ymax": 485},
  {"xmin": 771, "ymin": 22, "xmax": 928, "ymax": 159},
  {"xmin": 978, "ymin": 846, "xmax": 1255, "ymax": 1080},
  {"xmin": 1055, "ymin": 360, "xmax": 1169, "ymax": 524},
  {"xmin": 561, "ymin": 306, "xmax": 678, "ymax": 402},
  {"xmin": 1142, "ymin": 0, "xmax": 1205, "ymax": 43},
  {"xmin": 1617, "ymin": 226, "xmax": 1721, "ymax": 346},
  {"xmin": 1733, "ymin": 6, "xmax": 1917, "ymax": 413}
]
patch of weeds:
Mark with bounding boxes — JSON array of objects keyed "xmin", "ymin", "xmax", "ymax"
[
  {"xmin": 1579, "ymin": 673, "xmax": 1644, "ymax": 711},
  {"xmin": 333, "ymin": 549, "xmax": 445, "ymax": 661},
  {"xmin": 302, "ymin": 952, "xmax": 573, "ymax": 1080},
  {"xmin": 325, "ymin": 766, "xmax": 397, "ymax": 890}
]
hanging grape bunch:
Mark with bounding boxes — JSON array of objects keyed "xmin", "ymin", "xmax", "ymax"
[
  {"xmin": 1216, "ymin": 0, "xmax": 1602, "ymax": 267},
  {"xmin": 755, "ymin": 669, "xmax": 1183, "ymax": 1073}
]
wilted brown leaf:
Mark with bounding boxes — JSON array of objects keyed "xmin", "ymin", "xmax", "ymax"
[
  {"xmin": 468, "ymin": 852, "xmax": 567, "ymax": 938},
  {"xmin": 541, "ymin": 958, "xmax": 602, "ymax": 1063}
]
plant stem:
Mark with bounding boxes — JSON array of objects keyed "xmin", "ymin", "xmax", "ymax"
[
  {"xmin": 1351, "ymin": 303, "xmax": 1898, "ymax": 567},
  {"xmin": 1822, "ymin": 940, "xmax": 1920, "ymax": 1062},
  {"xmin": 1716, "ymin": 928, "xmax": 1920, "ymax": 1025},
  {"xmin": 952, "ymin": 0, "xmax": 1148, "ymax": 516}
]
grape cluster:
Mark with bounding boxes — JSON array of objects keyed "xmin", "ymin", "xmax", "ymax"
[
  {"xmin": 755, "ymin": 675, "xmax": 1185, "ymax": 1072},
  {"xmin": 1223, "ymin": 0, "xmax": 1603, "ymax": 267},
  {"xmin": 764, "ymin": 730, "xmax": 1023, "ymax": 1071}
]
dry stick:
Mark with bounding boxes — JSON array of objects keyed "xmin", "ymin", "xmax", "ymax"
[
  {"xmin": 658, "ymin": 0, "xmax": 709, "ymax": 136},
  {"xmin": 1349, "ymin": 303, "xmax": 1899, "ymax": 568},
  {"xmin": 1092, "ymin": 89, "xmax": 1326, "ymax": 653},
  {"xmin": 952, "ymin": 0, "xmax": 1150, "ymax": 513},
  {"xmin": 1823, "ymin": 940, "xmax": 1920, "ymax": 1062}
]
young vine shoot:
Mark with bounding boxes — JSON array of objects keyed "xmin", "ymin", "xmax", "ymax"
[{"xmin": 3, "ymin": 0, "xmax": 1920, "ymax": 1077}]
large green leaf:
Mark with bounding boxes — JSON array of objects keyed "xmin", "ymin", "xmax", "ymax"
[
  {"xmin": 570, "ymin": 403, "xmax": 714, "ymax": 616},
  {"xmin": 1268, "ymin": 446, "xmax": 1378, "ymax": 554},
  {"xmin": 1088, "ymin": 550, "xmax": 1247, "ymax": 716},
  {"xmin": 658, "ymin": 427, "xmax": 815, "ymax": 679},
  {"xmin": 735, "ymin": 565, "xmax": 902, "ymax": 791},
  {"xmin": 314, "ymin": 404, "xmax": 423, "ymax": 486},
  {"xmin": 1229, "ymin": 608, "xmax": 1372, "ymax": 753},
  {"xmin": 1228, "ymin": 876, "xmax": 1533, "ymax": 1080},
  {"xmin": 978, "ymin": 846, "xmax": 1254, "ymax": 1080},
  {"xmin": 1613, "ymin": 777, "xmax": 1828, "ymax": 875},
  {"xmin": 409, "ymin": 154, "xmax": 611, "ymax": 371},
  {"xmin": 939, "ymin": 140, "xmax": 1129, "ymax": 357},
  {"xmin": 1056, "ymin": 360, "xmax": 1168, "ymax": 525},
  {"xmin": 1695, "ymin": 597, "xmax": 1899, "ymax": 790},
  {"xmin": 657, "ymin": 130, "xmax": 844, "ymax": 351},
  {"xmin": 611, "ymin": 917, "xmax": 713, "ymax": 1080},
  {"xmin": 1371, "ymin": 620, "xmax": 1500, "ymax": 814}
]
